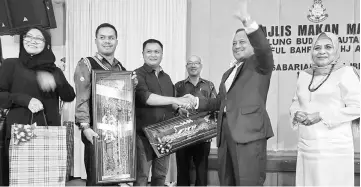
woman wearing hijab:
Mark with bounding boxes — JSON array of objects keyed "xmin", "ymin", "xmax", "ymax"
[
  {"xmin": 0, "ymin": 26, "xmax": 75, "ymax": 186},
  {"xmin": 289, "ymin": 32, "xmax": 360, "ymax": 186}
]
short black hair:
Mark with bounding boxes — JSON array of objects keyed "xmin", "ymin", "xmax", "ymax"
[
  {"xmin": 142, "ymin": 39, "xmax": 163, "ymax": 51},
  {"xmin": 235, "ymin": 28, "xmax": 246, "ymax": 34},
  {"xmin": 95, "ymin": 23, "xmax": 117, "ymax": 38}
]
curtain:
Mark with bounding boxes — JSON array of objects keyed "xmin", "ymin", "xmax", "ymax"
[
  {"xmin": 64, "ymin": 0, "xmax": 91, "ymax": 179},
  {"xmin": 65, "ymin": 0, "xmax": 187, "ymax": 181}
]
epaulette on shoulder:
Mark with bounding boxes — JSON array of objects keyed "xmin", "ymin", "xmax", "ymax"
[{"xmin": 80, "ymin": 57, "xmax": 92, "ymax": 72}]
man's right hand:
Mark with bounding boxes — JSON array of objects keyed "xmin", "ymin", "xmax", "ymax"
[
  {"xmin": 174, "ymin": 94, "xmax": 196, "ymax": 109},
  {"xmin": 83, "ymin": 127, "xmax": 99, "ymax": 144},
  {"xmin": 234, "ymin": 0, "xmax": 250, "ymax": 23},
  {"xmin": 183, "ymin": 94, "xmax": 199, "ymax": 109}
]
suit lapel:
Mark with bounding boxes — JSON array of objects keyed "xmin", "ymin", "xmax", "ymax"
[
  {"xmin": 234, "ymin": 63, "xmax": 244, "ymax": 80},
  {"xmin": 229, "ymin": 60, "xmax": 252, "ymax": 91},
  {"xmin": 224, "ymin": 66, "xmax": 235, "ymax": 82},
  {"xmin": 222, "ymin": 67, "xmax": 234, "ymax": 93},
  {"xmin": 228, "ymin": 62, "xmax": 244, "ymax": 90}
]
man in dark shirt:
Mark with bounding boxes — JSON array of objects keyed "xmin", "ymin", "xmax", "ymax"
[
  {"xmin": 175, "ymin": 55, "xmax": 217, "ymax": 186},
  {"xmin": 134, "ymin": 39, "xmax": 193, "ymax": 186}
]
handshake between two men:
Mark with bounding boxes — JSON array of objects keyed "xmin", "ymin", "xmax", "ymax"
[{"xmin": 174, "ymin": 94, "xmax": 199, "ymax": 116}]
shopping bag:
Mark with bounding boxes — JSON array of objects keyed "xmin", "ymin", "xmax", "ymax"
[{"xmin": 9, "ymin": 112, "xmax": 67, "ymax": 186}]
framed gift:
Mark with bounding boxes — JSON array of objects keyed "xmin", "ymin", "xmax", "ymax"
[
  {"xmin": 91, "ymin": 70, "xmax": 136, "ymax": 184},
  {"xmin": 143, "ymin": 111, "xmax": 217, "ymax": 158}
]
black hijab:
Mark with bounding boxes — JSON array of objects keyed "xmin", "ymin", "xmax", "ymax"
[{"xmin": 19, "ymin": 26, "xmax": 56, "ymax": 72}]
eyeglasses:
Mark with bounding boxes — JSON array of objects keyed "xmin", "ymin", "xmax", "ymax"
[
  {"xmin": 23, "ymin": 34, "xmax": 45, "ymax": 44},
  {"xmin": 186, "ymin": 62, "xmax": 201, "ymax": 66}
]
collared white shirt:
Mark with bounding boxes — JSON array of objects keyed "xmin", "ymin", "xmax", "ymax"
[
  {"xmin": 194, "ymin": 20, "xmax": 259, "ymax": 110},
  {"xmin": 225, "ymin": 62, "xmax": 243, "ymax": 92},
  {"xmin": 223, "ymin": 62, "xmax": 242, "ymax": 112}
]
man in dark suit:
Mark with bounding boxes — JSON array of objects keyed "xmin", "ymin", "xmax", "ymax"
[{"xmin": 188, "ymin": 1, "xmax": 274, "ymax": 185}]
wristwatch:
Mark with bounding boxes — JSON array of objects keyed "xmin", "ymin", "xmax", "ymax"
[{"xmin": 80, "ymin": 123, "xmax": 90, "ymax": 131}]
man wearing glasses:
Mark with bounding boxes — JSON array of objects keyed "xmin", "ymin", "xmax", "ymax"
[
  {"xmin": 174, "ymin": 55, "xmax": 217, "ymax": 186},
  {"xmin": 74, "ymin": 23, "xmax": 132, "ymax": 186}
]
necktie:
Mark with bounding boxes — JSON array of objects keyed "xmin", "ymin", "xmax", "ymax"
[{"xmin": 225, "ymin": 62, "xmax": 242, "ymax": 92}]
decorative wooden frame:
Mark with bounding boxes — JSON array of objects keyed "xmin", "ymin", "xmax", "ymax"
[
  {"xmin": 143, "ymin": 111, "xmax": 217, "ymax": 158},
  {"xmin": 92, "ymin": 70, "xmax": 136, "ymax": 184}
]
